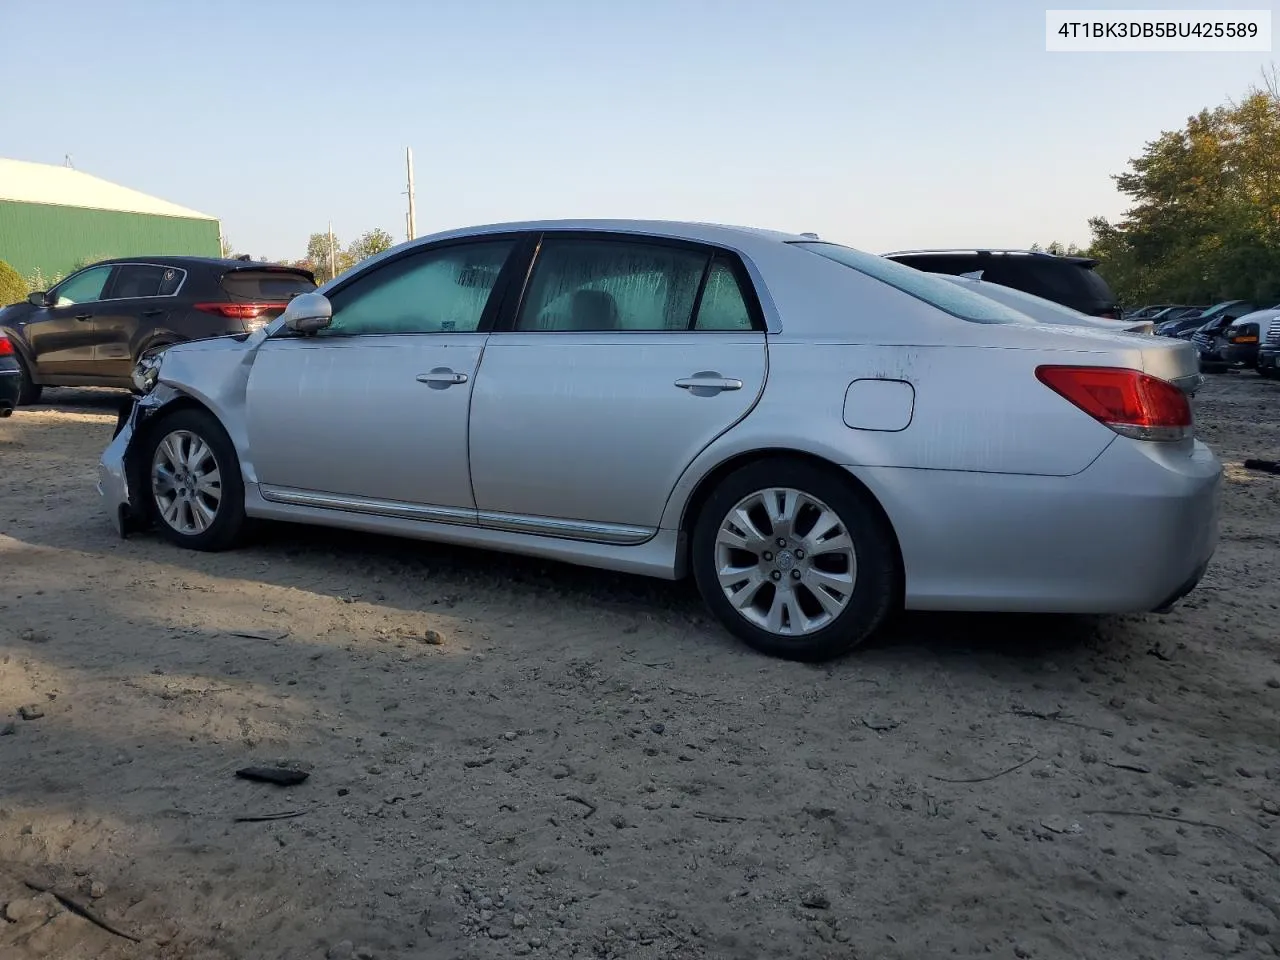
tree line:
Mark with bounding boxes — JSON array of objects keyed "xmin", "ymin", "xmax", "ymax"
[{"xmin": 1046, "ymin": 69, "xmax": 1280, "ymax": 307}]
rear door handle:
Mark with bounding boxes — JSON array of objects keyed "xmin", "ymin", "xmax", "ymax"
[
  {"xmin": 416, "ymin": 369, "xmax": 468, "ymax": 388},
  {"xmin": 675, "ymin": 373, "xmax": 743, "ymax": 395},
  {"xmin": 142, "ymin": 309, "xmax": 164, "ymax": 317},
  {"xmin": 74, "ymin": 313, "xmax": 92, "ymax": 322}
]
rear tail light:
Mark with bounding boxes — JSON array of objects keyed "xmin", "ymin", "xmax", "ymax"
[
  {"xmin": 0, "ymin": 336, "xmax": 13, "ymax": 357},
  {"xmin": 194, "ymin": 302, "xmax": 287, "ymax": 320},
  {"xmin": 1035, "ymin": 365, "xmax": 1193, "ymax": 442}
]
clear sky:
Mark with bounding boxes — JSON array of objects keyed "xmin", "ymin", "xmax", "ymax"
[{"xmin": 2, "ymin": 0, "xmax": 1274, "ymax": 260}]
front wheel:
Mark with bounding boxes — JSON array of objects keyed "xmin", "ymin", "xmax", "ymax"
[
  {"xmin": 691, "ymin": 460, "xmax": 897, "ymax": 661},
  {"xmin": 141, "ymin": 407, "xmax": 246, "ymax": 551}
]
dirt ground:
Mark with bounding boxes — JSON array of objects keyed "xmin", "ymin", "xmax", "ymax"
[{"xmin": 1, "ymin": 374, "xmax": 1278, "ymax": 960}]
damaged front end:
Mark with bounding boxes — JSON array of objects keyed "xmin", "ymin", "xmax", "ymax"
[{"xmin": 97, "ymin": 384, "xmax": 184, "ymax": 538}]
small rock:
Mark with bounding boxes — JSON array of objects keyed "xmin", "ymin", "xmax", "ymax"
[
  {"xmin": 488, "ymin": 926, "xmax": 510, "ymax": 940},
  {"xmin": 1261, "ymin": 799, "xmax": 1280, "ymax": 816},
  {"xmin": 1243, "ymin": 920, "xmax": 1270, "ymax": 936},
  {"xmin": 1267, "ymin": 678, "xmax": 1280, "ymax": 689},
  {"xmin": 610, "ymin": 814, "xmax": 628, "ymax": 829},
  {"xmin": 503, "ymin": 731, "xmax": 518, "ymax": 741},
  {"xmin": 408, "ymin": 758, "xmax": 426, "ymax": 777},
  {"xmin": 421, "ymin": 630, "xmax": 445, "ymax": 645},
  {"xmin": 534, "ymin": 860, "xmax": 558, "ymax": 875},
  {"xmin": 1237, "ymin": 766, "xmax": 1255, "ymax": 778},
  {"xmin": 478, "ymin": 896, "xmax": 493, "ymax": 910},
  {"xmin": 800, "ymin": 887, "xmax": 830, "ymax": 909},
  {"xmin": 20, "ymin": 629, "xmax": 50, "ymax": 643},
  {"xmin": 551, "ymin": 764, "xmax": 572, "ymax": 780},
  {"xmin": 650, "ymin": 722, "xmax": 665, "ymax": 734},
  {"xmin": 1080, "ymin": 749, "xmax": 1099, "ymax": 764},
  {"xmin": 1015, "ymin": 946, "xmax": 1033, "ymax": 959},
  {"xmin": 327, "ymin": 941, "xmax": 354, "ymax": 960},
  {"xmin": 0, "ymin": 723, "xmax": 15, "ymax": 736},
  {"xmin": 862, "ymin": 715, "xmax": 899, "ymax": 732},
  {"xmin": 337, "ymin": 788, "xmax": 349, "ymax": 797},
  {"xmin": 1146, "ymin": 841, "xmax": 1179, "ymax": 857},
  {"xmin": 354, "ymin": 946, "xmax": 376, "ymax": 960},
  {"xmin": 80, "ymin": 879, "xmax": 107, "ymax": 899},
  {"xmin": 512, "ymin": 914, "xmax": 529, "ymax": 929},
  {"xmin": 479, "ymin": 909, "xmax": 494, "ymax": 922},
  {"xmin": 18, "ymin": 705, "xmax": 44, "ymax": 721}
]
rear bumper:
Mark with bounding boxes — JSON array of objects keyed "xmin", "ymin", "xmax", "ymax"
[{"xmin": 855, "ymin": 437, "xmax": 1221, "ymax": 614}]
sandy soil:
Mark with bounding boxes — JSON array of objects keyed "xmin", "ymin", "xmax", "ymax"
[{"xmin": 1, "ymin": 375, "xmax": 1278, "ymax": 960}]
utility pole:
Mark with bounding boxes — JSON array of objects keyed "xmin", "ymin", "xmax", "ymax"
[
  {"xmin": 405, "ymin": 147, "xmax": 417, "ymax": 241},
  {"xmin": 327, "ymin": 221, "xmax": 337, "ymax": 281}
]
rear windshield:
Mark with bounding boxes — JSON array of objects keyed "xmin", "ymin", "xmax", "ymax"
[
  {"xmin": 221, "ymin": 270, "xmax": 316, "ymax": 301},
  {"xmin": 792, "ymin": 242, "xmax": 1036, "ymax": 325},
  {"xmin": 1023, "ymin": 260, "xmax": 1115, "ymax": 303}
]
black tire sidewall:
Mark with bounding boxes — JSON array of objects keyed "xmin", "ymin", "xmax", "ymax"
[
  {"xmin": 14, "ymin": 353, "xmax": 42, "ymax": 405},
  {"xmin": 141, "ymin": 408, "xmax": 245, "ymax": 551},
  {"xmin": 691, "ymin": 460, "xmax": 896, "ymax": 662}
]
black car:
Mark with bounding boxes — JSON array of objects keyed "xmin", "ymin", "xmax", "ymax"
[
  {"xmin": 1187, "ymin": 301, "xmax": 1260, "ymax": 369},
  {"xmin": 1156, "ymin": 312, "xmax": 1218, "ymax": 338},
  {"xmin": 0, "ymin": 256, "xmax": 316, "ymax": 404},
  {"xmin": 882, "ymin": 248, "xmax": 1120, "ymax": 317},
  {"xmin": 0, "ymin": 333, "xmax": 20, "ymax": 416}
]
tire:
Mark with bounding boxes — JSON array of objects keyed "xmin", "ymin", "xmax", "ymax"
[
  {"xmin": 1257, "ymin": 366, "xmax": 1278, "ymax": 380},
  {"xmin": 14, "ymin": 353, "xmax": 42, "ymax": 405},
  {"xmin": 139, "ymin": 407, "xmax": 246, "ymax": 551},
  {"xmin": 691, "ymin": 459, "xmax": 897, "ymax": 662}
]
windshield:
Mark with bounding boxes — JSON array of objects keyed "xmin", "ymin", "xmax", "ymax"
[{"xmin": 792, "ymin": 242, "xmax": 1036, "ymax": 325}]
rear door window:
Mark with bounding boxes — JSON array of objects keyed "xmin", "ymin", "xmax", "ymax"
[
  {"xmin": 110, "ymin": 264, "xmax": 169, "ymax": 299},
  {"xmin": 221, "ymin": 270, "xmax": 317, "ymax": 301}
]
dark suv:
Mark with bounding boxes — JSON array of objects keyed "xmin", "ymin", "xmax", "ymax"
[
  {"xmin": 883, "ymin": 249, "xmax": 1120, "ymax": 318},
  {"xmin": 0, "ymin": 256, "xmax": 316, "ymax": 404}
]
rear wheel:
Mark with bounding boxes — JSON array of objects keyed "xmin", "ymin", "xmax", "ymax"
[
  {"xmin": 14, "ymin": 353, "xmax": 42, "ymax": 405},
  {"xmin": 141, "ymin": 408, "xmax": 245, "ymax": 551},
  {"xmin": 691, "ymin": 459, "xmax": 897, "ymax": 661}
]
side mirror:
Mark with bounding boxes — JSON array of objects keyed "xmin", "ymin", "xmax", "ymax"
[
  {"xmin": 280, "ymin": 292, "xmax": 333, "ymax": 335},
  {"xmin": 28, "ymin": 291, "xmax": 48, "ymax": 306}
]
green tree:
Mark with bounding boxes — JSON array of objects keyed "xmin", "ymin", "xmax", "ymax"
[
  {"xmin": 0, "ymin": 260, "xmax": 25, "ymax": 307},
  {"xmin": 1085, "ymin": 71, "xmax": 1280, "ymax": 305},
  {"xmin": 306, "ymin": 232, "xmax": 356, "ymax": 283},
  {"xmin": 348, "ymin": 228, "xmax": 395, "ymax": 263}
]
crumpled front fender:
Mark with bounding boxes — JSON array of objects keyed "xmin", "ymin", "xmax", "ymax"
[{"xmin": 98, "ymin": 385, "xmax": 188, "ymax": 538}]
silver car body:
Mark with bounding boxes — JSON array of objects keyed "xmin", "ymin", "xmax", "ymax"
[{"xmin": 99, "ymin": 220, "xmax": 1220, "ymax": 614}]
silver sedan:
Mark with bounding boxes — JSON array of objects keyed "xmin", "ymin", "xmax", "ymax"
[{"xmin": 99, "ymin": 221, "xmax": 1221, "ymax": 661}]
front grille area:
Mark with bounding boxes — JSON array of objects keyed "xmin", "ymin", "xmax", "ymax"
[{"xmin": 1266, "ymin": 323, "xmax": 1280, "ymax": 346}]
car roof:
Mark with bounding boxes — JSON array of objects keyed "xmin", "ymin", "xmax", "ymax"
[
  {"xmin": 86, "ymin": 255, "xmax": 310, "ymax": 272},
  {"xmin": 881, "ymin": 248, "xmax": 1100, "ymax": 268},
  {"xmin": 415, "ymin": 219, "xmax": 813, "ymax": 249}
]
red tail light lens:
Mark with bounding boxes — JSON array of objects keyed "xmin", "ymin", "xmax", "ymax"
[
  {"xmin": 0, "ymin": 336, "xmax": 13, "ymax": 357},
  {"xmin": 194, "ymin": 302, "xmax": 287, "ymax": 320},
  {"xmin": 1035, "ymin": 365, "xmax": 1193, "ymax": 442}
]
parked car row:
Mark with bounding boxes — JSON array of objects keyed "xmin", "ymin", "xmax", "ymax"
[
  {"xmin": 94, "ymin": 219, "xmax": 1219, "ymax": 662},
  {"xmin": 1146, "ymin": 299, "xmax": 1280, "ymax": 376}
]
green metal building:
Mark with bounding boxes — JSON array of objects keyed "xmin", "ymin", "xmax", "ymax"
[{"xmin": 0, "ymin": 157, "xmax": 221, "ymax": 281}]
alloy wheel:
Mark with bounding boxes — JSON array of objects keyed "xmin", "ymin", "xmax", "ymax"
[
  {"xmin": 151, "ymin": 429, "xmax": 223, "ymax": 535},
  {"xmin": 714, "ymin": 487, "xmax": 858, "ymax": 637}
]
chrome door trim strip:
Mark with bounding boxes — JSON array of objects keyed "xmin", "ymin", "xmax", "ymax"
[
  {"xmin": 475, "ymin": 510, "xmax": 654, "ymax": 545},
  {"xmin": 259, "ymin": 485, "xmax": 478, "ymax": 526},
  {"xmin": 258, "ymin": 485, "xmax": 655, "ymax": 545}
]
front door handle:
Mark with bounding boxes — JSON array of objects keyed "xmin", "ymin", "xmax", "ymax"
[
  {"xmin": 416, "ymin": 368, "xmax": 469, "ymax": 388},
  {"xmin": 74, "ymin": 313, "xmax": 93, "ymax": 322},
  {"xmin": 674, "ymin": 372, "xmax": 743, "ymax": 395},
  {"xmin": 142, "ymin": 308, "xmax": 164, "ymax": 317}
]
